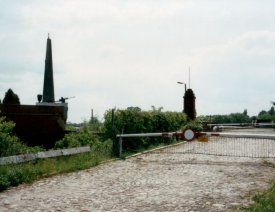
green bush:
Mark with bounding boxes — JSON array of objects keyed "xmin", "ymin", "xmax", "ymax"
[
  {"xmin": 7, "ymin": 169, "xmax": 25, "ymax": 187},
  {"xmin": 55, "ymin": 132, "xmax": 96, "ymax": 148},
  {"xmin": 55, "ymin": 122, "xmax": 101, "ymax": 149},
  {"xmin": 0, "ymin": 174, "xmax": 10, "ymax": 191},
  {"xmin": 182, "ymin": 120, "xmax": 203, "ymax": 132},
  {"xmin": 243, "ymin": 181, "xmax": 275, "ymax": 211},
  {"xmin": 0, "ymin": 118, "xmax": 28, "ymax": 156},
  {"xmin": 0, "ymin": 117, "xmax": 44, "ymax": 157},
  {"xmin": 103, "ymin": 107, "xmax": 187, "ymax": 137},
  {"xmin": 0, "ymin": 167, "xmax": 30, "ymax": 191}
]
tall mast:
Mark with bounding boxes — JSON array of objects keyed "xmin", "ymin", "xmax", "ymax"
[
  {"xmin": 188, "ymin": 66, "xmax": 190, "ymax": 88},
  {"xmin": 42, "ymin": 35, "xmax": 55, "ymax": 102}
]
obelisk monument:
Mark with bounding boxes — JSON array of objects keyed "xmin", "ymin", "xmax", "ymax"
[{"xmin": 42, "ymin": 34, "xmax": 55, "ymax": 102}]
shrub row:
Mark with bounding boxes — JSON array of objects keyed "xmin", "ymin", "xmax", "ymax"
[
  {"xmin": 103, "ymin": 107, "xmax": 187, "ymax": 136},
  {"xmin": 102, "ymin": 107, "xmax": 187, "ymax": 152}
]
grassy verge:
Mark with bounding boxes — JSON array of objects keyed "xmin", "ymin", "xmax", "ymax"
[
  {"xmin": 0, "ymin": 137, "xmax": 181, "ymax": 192},
  {"xmin": 242, "ymin": 161, "xmax": 275, "ymax": 211},
  {"xmin": 242, "ymin": 181, "xmax": 275, "ymax": 212},
  {"xmin": 0, "ymin": 143, "xmax": 113, "ymax": 192}
]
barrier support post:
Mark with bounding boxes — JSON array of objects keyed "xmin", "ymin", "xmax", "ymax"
[{"xmin": 119, "ymin": 137, "xmax": 123, "ymax": 158}]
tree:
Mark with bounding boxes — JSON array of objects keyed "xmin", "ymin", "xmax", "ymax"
[
  {"xmin": 229, "ymin": 113, "xmax": 250, "ymax": 123},
  {"xmin": 258, "ymin": 110, "xmax": 272, "ymax": 122},
  {"xmin": 184, "ymin": 89, "xmax": 196, "ymax": 120},
  {"xmin": 3, "ymin": 89, "xmax": 20, "ymax": 105},
  {"xmin": 258, "ymin": 110, "xmax": 268, "ymax": 117},
  {"xmin": 268, "ymin": 106, "xmax": 275, "ymax": 116}
]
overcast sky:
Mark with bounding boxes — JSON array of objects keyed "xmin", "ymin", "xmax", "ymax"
[{"xmin": 1, "ymin": 0, "xmax": 275, "ymax": 123}]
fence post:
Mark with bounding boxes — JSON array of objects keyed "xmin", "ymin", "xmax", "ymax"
[
  {"xmin": 111, "ymin": 108, "xmax": 119, "ymax": 157},
  {"xmin": 119, "ymin": 136, "xmax": 123, "ymax": 158}
]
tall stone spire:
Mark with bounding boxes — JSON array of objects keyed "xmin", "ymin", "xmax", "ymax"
[{"xmin": 42, "ymin": 34, "xmax": 55, "ymax": 102}]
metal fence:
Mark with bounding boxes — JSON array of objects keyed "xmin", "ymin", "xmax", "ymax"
[{"xmin": 116, "ymin": 132, "xmax": 275, "ymax": 158}]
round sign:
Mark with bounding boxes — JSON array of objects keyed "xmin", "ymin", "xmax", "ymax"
[{"xmin": 183, "ymin": 129, "xmax": 195, "ymax": 141}]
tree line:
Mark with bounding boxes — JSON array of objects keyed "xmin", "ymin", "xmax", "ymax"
[{"xmin": 198, "ymin": 107, "xmax": 275, "ymax": 124}]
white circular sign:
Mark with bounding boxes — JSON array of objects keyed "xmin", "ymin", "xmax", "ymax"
[{"xmin": 183, "ymin": 129, "xmax": 195, "ymax": 141}]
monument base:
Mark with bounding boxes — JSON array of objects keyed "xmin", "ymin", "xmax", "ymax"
[{"xmin": 0, "ymin": 104, "xmax": 68, "ymax": 148}]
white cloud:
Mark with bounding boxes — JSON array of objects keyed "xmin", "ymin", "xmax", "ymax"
[
  {"xmin": 1, "ymin": 0, "xmax": 275, "ymax": 122},
  {"xmin": 189, "ymin": 30, "xmax": 275, "ymax": 116}
]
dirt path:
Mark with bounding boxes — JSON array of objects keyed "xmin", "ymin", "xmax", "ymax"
[{"xmin": 0, "ymin": 134, "xmax": 275, "ymax": 211}]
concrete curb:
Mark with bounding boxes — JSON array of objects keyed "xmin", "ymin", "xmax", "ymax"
[{"xmin": 0, "ymin": 146, "xmax": 91, "ymax": 165}]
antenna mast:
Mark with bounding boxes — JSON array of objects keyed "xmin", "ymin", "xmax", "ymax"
[{"xmin": 188, "ymin": 66, "xmax": 190, "ymax": 88}]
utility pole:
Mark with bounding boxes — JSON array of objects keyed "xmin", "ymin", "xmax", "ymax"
[{"xmin": 189, "ymin": 66, "xmax": 191, "ymax": 88}]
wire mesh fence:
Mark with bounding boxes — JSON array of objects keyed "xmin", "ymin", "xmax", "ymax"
[
  {"xmin": 117, "ymin": 132, "xmax": 275, "ymax": 158},
  {"xmin": 151, "ymin": 136, "xmax": 275, "ymax": 158}
]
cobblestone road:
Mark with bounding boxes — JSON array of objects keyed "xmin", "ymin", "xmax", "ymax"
[{"xmin": 1, "ymin": 133, "xmax": 275, "ymax": 211}]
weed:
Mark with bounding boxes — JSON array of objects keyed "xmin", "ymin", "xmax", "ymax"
[
  {"xmin": 242, "ymin": 181, "xmax": 275, "ymax": 211},
  {"xmin": 262, "ymin": 160, "xmax": 275, "ymax": 168}
]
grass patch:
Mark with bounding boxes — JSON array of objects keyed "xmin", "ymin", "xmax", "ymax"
[
  {"xmin": 0, "ymin": 141, "xmax": 113, "ymax": 192},
  {"xmin": 242, "ymin": 181, "xmax": 275, "ymax": 212},
  {"xmin": 242, "ymin": 162, "xmax": 275, "ymax": 212},
  {"xmin": 262, "ymin": 160, "xmax": 275, "ymax": 168}
]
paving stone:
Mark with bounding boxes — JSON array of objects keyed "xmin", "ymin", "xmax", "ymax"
[{"xmin": 0, "ymin": 139, "xmax": 274, "ymax": 211}]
